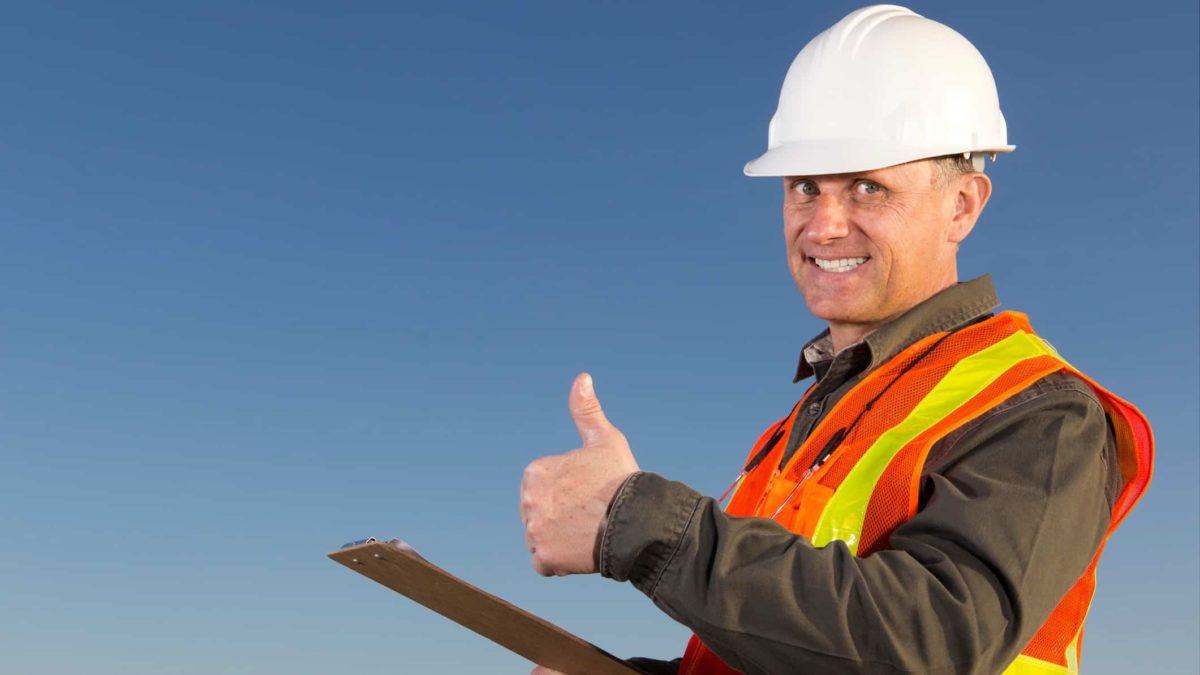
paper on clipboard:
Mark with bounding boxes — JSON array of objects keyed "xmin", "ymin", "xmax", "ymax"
[{"xmin": 328, "ymin": 538, "xmax": 645, "ymax": 675}]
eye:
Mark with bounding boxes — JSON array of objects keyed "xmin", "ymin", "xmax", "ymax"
[
  {"xmin": 790, "ymin": 179, "xmax": 819, "ymax": 199},
  {"xmin": 852, "ymin": 180, "xmax": 885, "ymax": 202}
]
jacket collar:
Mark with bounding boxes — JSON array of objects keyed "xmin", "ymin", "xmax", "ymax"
[{"xmin": 793, "ymin": 274, "xmax": 1001, "ymax": 383}]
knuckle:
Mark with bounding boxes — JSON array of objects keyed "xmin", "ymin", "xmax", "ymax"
[
  {"xmin": 575, "ymin": 399, "xmax": 602, "ymax": 416},
  {"xmin": 524, "ymin": 457, "xmax": 554, "ymax": 481},
  {"xmin": 522, "ymin": 462, "xmax": 538, "ymax": 481}
]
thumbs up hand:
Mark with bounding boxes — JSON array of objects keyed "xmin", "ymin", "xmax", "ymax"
[{"xmin": 520, "ymin": 373, "xmax": 640, "ymax": 576}]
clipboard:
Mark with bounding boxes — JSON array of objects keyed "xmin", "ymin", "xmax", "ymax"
[{"xmin": 329, "ymin": 538, "xmax": 646, "ymax": 675}]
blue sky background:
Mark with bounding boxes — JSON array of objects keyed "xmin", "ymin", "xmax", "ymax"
[{"xmin": 0, "ymin": 1, "xmax": 1195, "ymax": 673}]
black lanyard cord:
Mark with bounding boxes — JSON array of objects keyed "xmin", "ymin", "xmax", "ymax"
[
  {"xmin": 738, "ymin": 322, "xmax": 971, "ymax": 481},
  {"xmin": 740, "ymin": 399, "xmax": 802, "ymax": 475},
  {"xmin": 805, "ymin": 326, "xmax": 964, "ymax": 472}
]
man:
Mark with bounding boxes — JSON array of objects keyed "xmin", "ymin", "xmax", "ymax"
[{"xmin": 520, "ymin": 6, "xmax": 1153, "ymax": 674}]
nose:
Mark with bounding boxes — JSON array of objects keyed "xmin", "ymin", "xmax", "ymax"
[{"xmin": 803, "ymin": 193, "xmax": 851, "ymax": 245}]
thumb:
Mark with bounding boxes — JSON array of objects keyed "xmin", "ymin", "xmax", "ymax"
[{"xmin": 569, "ymin": 373, "xmax": 621, "ymax": 447}]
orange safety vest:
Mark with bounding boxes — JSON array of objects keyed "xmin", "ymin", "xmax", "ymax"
[{"xmin": 680, "ymin": 312, "xmax": 1154, "ymax": 675}]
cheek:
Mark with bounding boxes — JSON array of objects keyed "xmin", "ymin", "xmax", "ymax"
[
  {"xmin": 782, "ymin": 208, "xmax": 807, "ymax": 243},
  {"xmin": 884, "ymin": 238, "xmax": 941, "ymax": 290}
]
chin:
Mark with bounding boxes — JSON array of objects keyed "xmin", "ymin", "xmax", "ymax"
[{"xmin": 804, "ymin": 299, "xmax": 865, "ymax": 324}]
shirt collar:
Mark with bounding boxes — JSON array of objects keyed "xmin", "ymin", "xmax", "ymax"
[{"xmin": 793, "ymin": 274, "xmax": 1001, "ymax": 383}]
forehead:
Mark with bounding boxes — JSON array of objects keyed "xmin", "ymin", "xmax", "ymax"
[{"xmin": 784, "ymin": 160, "xmax": 933, "ymax": 185}]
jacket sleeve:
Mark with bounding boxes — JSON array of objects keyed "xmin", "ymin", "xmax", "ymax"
[
  {"xmin": 624, "ymin": 657, "xmax": 682, "ymax": 674},
  {"xmin": 599, "ymin": 374, "xmax": 1117, "ymax": 675}
]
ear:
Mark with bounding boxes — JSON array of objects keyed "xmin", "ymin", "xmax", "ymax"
[{"xmin": 947, "ymin": 173, "xmax": 992, "ymax": 245}]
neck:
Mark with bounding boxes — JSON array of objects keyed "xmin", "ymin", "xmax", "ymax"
[
  {"xmin": 828, "ymin": 321, "xmax": 884, "ymax": 354},
  {"xmin": 827, "ymin": 276, "xmax": 960, "ymax": 353}
]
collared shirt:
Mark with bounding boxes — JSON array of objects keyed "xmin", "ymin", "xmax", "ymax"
[
  {"xmin": 780, "ymin": 276, "xmax": 1000, "ymax": 472},
  {"xmin": 602, "ymin": 276, "xmax": 1120, "ymax": 675}
]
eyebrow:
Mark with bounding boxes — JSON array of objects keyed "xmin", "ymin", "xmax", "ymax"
[{"xmin": 786, "ymin": 173, "xmax": 885, "ymax": 185}]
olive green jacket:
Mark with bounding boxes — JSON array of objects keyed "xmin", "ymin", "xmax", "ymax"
[{"xmin": 602, "ymin": 276, "xmax": 1119, "ymax": 675}]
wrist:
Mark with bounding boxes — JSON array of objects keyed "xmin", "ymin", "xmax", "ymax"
[{"xmin": 599, "ymin": 472, "xmax": 703, "ymax": 596}]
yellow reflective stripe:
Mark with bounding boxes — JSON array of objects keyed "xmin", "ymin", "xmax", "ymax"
[
  {"xmin": 1065, "ymin": 619, "xmax": 1083, "ymax": 672},
  {"xmin": 811, "ymin": 330, "xmax": 1058, "ymax": 553},
  {"xmin": 1003, "ymin": 654, "xmax": 1074, "ymax": 675}
]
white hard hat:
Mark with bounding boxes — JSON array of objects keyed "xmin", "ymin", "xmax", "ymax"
[{"xmin": 744, "ymin": 5, "xmax": 1015, "ymax": 177}]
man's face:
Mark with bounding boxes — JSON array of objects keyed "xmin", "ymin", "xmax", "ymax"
[{"xmin": 783, "ymin": 160, "xmax": 966, "ymax": 339}]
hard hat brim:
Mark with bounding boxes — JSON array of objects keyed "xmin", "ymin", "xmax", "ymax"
[{"xmin": 743, "ymin": 139, "xmax": 1016, "ymax": 177}]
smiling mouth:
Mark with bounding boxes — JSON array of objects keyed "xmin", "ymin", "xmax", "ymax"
[{"xmin": 811, "ymin": 256, "xmax": 870, "ymax": 273}]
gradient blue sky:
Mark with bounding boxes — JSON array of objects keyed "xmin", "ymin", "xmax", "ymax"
[{"xmin": 0, "ymin": 2, "xmax": 1195, "ymax": 673}]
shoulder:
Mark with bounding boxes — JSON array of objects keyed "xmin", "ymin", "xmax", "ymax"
[
  {"xmin": 927, "ymin": 369, "xmax": 1109, "ymax": 471},
  {"xmin": 984, "ymin": 369, "xmax": 1102, "ymax": 415},
  {"xmin": 939, "ymin": 369, "xmax": 1104, "ymax": 451},
  {"xmin": 924, "ymin": 368, "xmax": 1119, "ymax": 507}
]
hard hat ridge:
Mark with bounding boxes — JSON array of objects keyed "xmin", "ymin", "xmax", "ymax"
[
  {"xmin": 745, "ymin": 5, "xmax": 1015, "ymax": 177},
  {"xmin": 828, "ymin": 4, "xmax": 916, "ymax": 55}
]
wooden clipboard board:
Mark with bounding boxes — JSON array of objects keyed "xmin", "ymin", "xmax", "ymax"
[{"xmin": 329, "ymin": 538, "xmax": 645, "ymax": 675}]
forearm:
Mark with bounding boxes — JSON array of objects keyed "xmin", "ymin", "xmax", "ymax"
[
  {"xmin": 606, "ymin": 474, "xmax": 1014, "ymax": 674},
  {"xmin": 601, "ymin": 384, "xmax": 1113, "ymax": 675},
  {"xmin": 625, "ymin": 657, "xmax": 682, "ymax": 674}
]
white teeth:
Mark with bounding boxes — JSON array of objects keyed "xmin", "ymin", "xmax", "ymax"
[{"xmin": 813, "ymin": 256, "xmax": 868, "ymax": 273}]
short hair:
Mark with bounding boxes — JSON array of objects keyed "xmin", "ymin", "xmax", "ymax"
[{"xmin": 931, "ymin": 154, "xmax": 977, "ymax": 187}]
